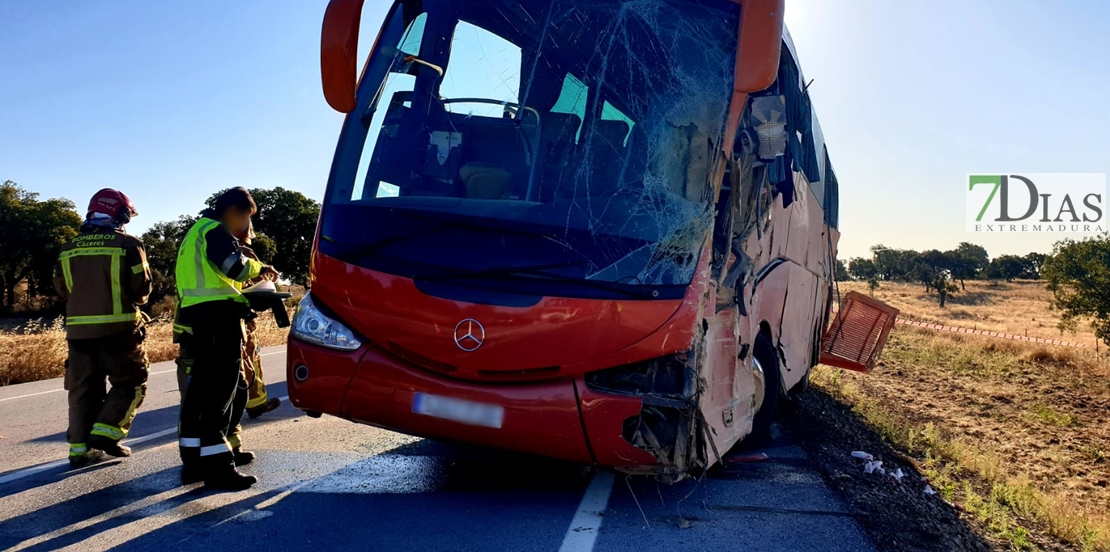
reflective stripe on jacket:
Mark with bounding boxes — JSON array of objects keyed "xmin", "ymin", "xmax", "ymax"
[
  {"xmin": 174, "ymin": 216, "xmax": 263, "ymax": 309},
  {"xmin": 53, "ymin": 228, "xmax": 152, "ymax": 340}
]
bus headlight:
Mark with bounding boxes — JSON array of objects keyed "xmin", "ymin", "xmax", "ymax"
[
  {"xmin": 584, "ymin": 354, "xmax": 690, "ymax": 396},
  {"xmin": 290, "ymin": 293, "xmax": 362, "ymax": 351}
]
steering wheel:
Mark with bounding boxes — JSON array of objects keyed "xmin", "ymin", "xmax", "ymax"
[{"xmin": 438, "ymin": 98, "xmax": 544, "ymax": 200}]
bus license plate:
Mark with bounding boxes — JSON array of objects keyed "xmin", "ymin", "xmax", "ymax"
[{"xmin": 412, "ymin": 392, "xmax": 504, "ymax": 429}]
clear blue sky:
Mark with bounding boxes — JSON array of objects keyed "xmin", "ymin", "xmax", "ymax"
[{"xmin": 2, "ymin": 0, "xmax": 1108, "ymax": 260}]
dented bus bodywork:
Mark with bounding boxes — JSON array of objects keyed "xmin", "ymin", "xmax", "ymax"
[{"xmin": 288, "ymin": 0, "xmax": 847, "ymax": 479}]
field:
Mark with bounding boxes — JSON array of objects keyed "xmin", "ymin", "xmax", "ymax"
[
  {"xmin": 848, "ymin": 279, "xmax": 1103, "ymax": 348},
  {"xmin": 0, "ymin": 312, "xmax": 290, "ymax": 386},
  {"xmin": 785, "ymin": 280, "xmax": 1110, "ymax": 551}
]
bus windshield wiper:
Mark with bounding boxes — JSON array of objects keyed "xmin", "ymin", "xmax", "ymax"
[
  {"xmin": 325, "ymin": 207, "xmax": 577, "ymax": 261},
  {"xmin": 418, "ymin": 261, "xmax": 589, "ymax": 282}
]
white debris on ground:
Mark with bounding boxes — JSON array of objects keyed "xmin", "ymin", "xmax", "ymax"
[
  {"xmin": 849, "ymin": 451, "xmax": 917, "ymax": 488},
  {"xmin": 923, "ymin": 485, "xmax": 937, "ymax": 496},
  {"xmin": 864, "ymin": 460, "xmax": 884, "ymax": 475}
]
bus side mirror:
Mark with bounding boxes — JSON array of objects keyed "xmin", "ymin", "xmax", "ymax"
[
  {"xmin": 733, "ymin": 0, "xmax": 784, "ymax": 93},
  {"xmin": 321, "ymin": 0, "xmax": 367, "ymax": 113}
]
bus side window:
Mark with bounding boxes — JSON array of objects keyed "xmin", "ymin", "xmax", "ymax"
[
  {"xmin": 351, "ymin": 13, "xmax": 427, "ymax": 201},
  {"xmin": 549, "ymin": 74, "xmax": 588, "ymax": 143}
]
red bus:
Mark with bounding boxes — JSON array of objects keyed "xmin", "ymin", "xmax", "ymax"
[{"xmin": 288, "ymin": 0, "xmax": 874, "ymax": 479}]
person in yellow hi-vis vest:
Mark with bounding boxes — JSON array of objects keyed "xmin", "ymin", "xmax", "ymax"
[
  {"xmin": 175, "ymin": 218, "xmax": 280, "ymax": 468},
  {"xmin": 53, "ymin": 189, "xmax": 152, "ymax": 468},
  {"xmin": 174, "ymin": 187, "xmax": 278, "ymax": 490}
]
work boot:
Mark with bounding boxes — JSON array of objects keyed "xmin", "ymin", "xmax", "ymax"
[
  {"xmin": 88, "ymin": 435, "xmax": 132, "ymax": 457},
  {"xmin": 69, "ymin": 449, "xmax": 105, "ymax": 469},
  {"xmin": 181, "ymin": 464, "xmax": 203, "ymax": 485},
  {"xmin": 246, "ymin": 398, "xmax": 281, "ymax": 419},
  {"xmin": 233, "ymin": 448, "xmax": 256, "ymax": 466},
  {"xmin": 204, "ymin": 467, "xmax": 258, "ymax": 491}
]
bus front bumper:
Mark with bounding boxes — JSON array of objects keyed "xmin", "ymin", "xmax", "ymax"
[{"xmin": 287, "ymin": 339, "xmax": 657, "ymax": 467}]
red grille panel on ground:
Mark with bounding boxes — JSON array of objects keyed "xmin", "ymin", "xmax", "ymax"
[{"xmin": 819, "ymin": 291, "xmax": 900, "ymax": 373}]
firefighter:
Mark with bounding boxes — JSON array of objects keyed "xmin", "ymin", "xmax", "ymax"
[
  {"xmin": 174, "ymin": 187, "xmax": 278, "ymax": 490},
  {"xmin": 54, "ymin": 189, "xmax": 152, "ymax": 469},
  {"xmin": 236, "ymin": 220, "xmax": 281, "ymax": 420},
  {"xmin": 175, "ymin": 219, "xmax": 279, "ymax": 475}
]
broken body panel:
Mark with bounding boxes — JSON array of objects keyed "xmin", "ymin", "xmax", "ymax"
[{"xmin": 290, "ymin": 0, "xmax": 844, "ymax": 479}]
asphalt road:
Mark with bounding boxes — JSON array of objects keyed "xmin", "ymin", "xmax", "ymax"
[{"xmin": 0, "ymin": 348, "xmax": 878, "ymax": 552}]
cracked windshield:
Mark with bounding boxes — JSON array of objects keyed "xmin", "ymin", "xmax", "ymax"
[{"xmin": 320, "ymin": 0, "xmax": 740, "ymax": 298}]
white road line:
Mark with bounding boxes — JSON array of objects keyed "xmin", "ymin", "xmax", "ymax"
[
  {"xmin": 0, "ymin": 389, "xmax": 61, "ymax": 402},
  {"xmin": 0, "ymin": 395, "xmax": 291, "ymax": 486},
  {"xmin": 0, "ymin": 350, "xmax": 286, "ymax": 403},
  {"xmin": 558, "ymin": 470, "xmax": 615, "ymax": 552},
  {"xmin": 123, "ymin": 427, "xmax": 178, "ymax": 446},
  {"xmin": 0, "ymin": 460, "xmax": 68, "ymax": 486}
]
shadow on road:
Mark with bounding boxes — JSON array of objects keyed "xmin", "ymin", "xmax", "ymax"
[
  {"xmin": 1, "ymin": 437, "xmax": 594, "ymax": 552},
  {"xmin": 1, "ymin": 382, "xmax": 294, "ymax": 495}
]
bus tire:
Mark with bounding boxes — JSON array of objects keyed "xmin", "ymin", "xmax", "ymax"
[{"xmin": 748, "ymin": 333, "xmax": 781, "ymax": 447}]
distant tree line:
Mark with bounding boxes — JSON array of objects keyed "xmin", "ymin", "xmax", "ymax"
[
  {"xmin": 0, "ymin": 181, "xmax": 83, "ymax": 309},
  {"xmin": 835, "ymin": 242, "xmax": 1048, "ymax": 307},
  {"xmin": 0, "ymin": 180, "xmax": 319, "ymax": 314}
]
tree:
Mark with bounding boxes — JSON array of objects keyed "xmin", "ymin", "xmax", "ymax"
[
  {"xmin": 867, "ymin": 277, "xmax": 880, "ymax": 296},
  {"xmin": 834, "ymin": 259, "xmax": 850, "ymax": 281},
  {"xmin": 250, "ymin": 187, "xmax": 318, "ymax": 285},
  {"xmin": 987, "ymin": 255, "xmax": 1025, "ymax": 282},
  {"xmin": 251, "ymin": 235, "xmax": 277, "ymax": 264},
  {"xmin": 1041, "ymin": 235, "xmax": 1110, "ymax": 348},
  {"xmin": 1021, "ymin": 252, "xmax": 1046, "ymax": 279},
  {"xmin": 909, "ymin": 249, "xmax": 958, "ymax": 306},
  {"xmin": 848, "ymin": 257, "xmax": 878, "ymax": 281},
  {"xmin": 871, "ymin": 245, "xmax": 919, "ymax": 282},
  {"xmin": 946, "ymin": 242, "xmax": 989, "ymax": 289},
  {"xmin": 912, "ymin": 249, "xmax": 949, "ymax": 292},
  {"xmin": 932, "ymin": 272, "xmax": 959, "ymax": 308},
  {"xmin": 206, "ymin": 187, "xmax": 320, "ymax": 285},
  {"xmin": 0, "ymin": 181, "xmax": 82, "ymax": 310},
  {"xmin": 870, "ymin": 245, "xmax": 897, "ymax": 280}
]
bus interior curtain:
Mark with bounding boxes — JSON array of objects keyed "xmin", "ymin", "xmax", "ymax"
[{"xmin": 769, "ymin": 158, "xmax": 792, "ymax": 206}]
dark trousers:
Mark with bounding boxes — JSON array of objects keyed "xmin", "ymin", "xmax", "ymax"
[
  {"xmin": 176, "ymin": 301, "xmax": 246, "ymax": 474},
  {"xmin": 65, "ymin": 330, "xmax": 149, "ymax": 454},
  {"xmin": 177, "ymin": 344, "xmax": 248, "ymax": 449}
]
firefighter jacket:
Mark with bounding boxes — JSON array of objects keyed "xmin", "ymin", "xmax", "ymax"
[
  {"xmin": 174, "ymin": 213, "xmax": 263, "ymax": 310},
  {"xmin": 53, "ymin": 226, "xmax": 152, "ymax": 340}
]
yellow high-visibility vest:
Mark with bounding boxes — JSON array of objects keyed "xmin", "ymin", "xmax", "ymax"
[{"xmin": 175, "ymin": 218, "xmax": 256, "ymax": 308}]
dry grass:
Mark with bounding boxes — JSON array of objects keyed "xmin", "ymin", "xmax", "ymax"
[
  {"xmin": 816, "ymin": 282, "xmax": 1110, "ymax": 551},
  {"xmin": 0, "ymin": 318, "xmax": 69, "ymax": 386},
  {"xmin": 841, "ymin": 279, "xmax": 1103, "ymax": 349},
  {"xmin": 0, "ymin": 312, "xmax": 290, "ymax": 386}
]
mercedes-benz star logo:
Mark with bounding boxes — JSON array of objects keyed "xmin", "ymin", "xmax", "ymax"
[{"xmin": 453, "ymin": 319, "xmax": 485, "ymax": 352}]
